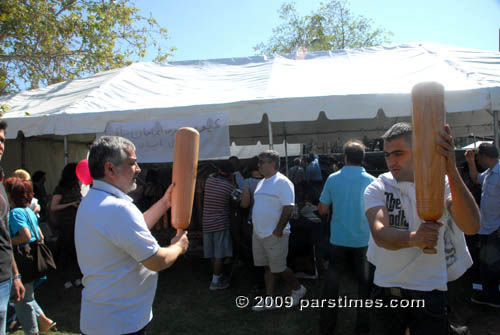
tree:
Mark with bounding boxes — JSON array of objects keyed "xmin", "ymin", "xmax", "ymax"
[
  {"xmin": 254, "ymin": 0, "xmax": 392, "ymax": 55},
  {"xmin": 0, "ymin": 0, "xmax": 174, "ymax": 95}
]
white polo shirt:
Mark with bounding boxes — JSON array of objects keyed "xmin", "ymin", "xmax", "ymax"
[{"xmin": 75, "ymin": 180, "xmax": 160, "ymax": 335}]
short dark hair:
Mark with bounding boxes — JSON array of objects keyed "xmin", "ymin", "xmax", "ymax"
[
  {"xmin": 89, "ymin": 136, "xmax": 136, "ymax": 179},
  {"xmin": 32, "ymin": 170, "xmax": 46, "ymax": 183},
  {"xmin": 293, "ymin": 158, "xmax": 301, "ymax": 166},
  {"xmin": 229, "ymin": 156, "xmax": 240, "ymax": 170},
  {"xmin": 218, "ymin": 161, "xmax": 234, "ymax": 174},
  {"xmin": 382, "ymin": 122, "xmax": 412, "ymax": 144},
  {"xmin": 477, "ymin": 143, "xmax": 499, "ymax": 159},
  {"xmin": 4, "ymin": 177, "xmax": 33, "ymax": 208},
  {"xmin": 246, "ymin": 156, "xmax": 259, "ymax": 173},
  {"xmin": 343, "ymin": 140, "xmax": 365, "ymax": 165},
  {"xmin": 0, "ymin": 120, "xmax": 7, "ymax": 132},
  {"xmin": 259, "ymin": 150, "xmax": 280, "ymax": 170}
]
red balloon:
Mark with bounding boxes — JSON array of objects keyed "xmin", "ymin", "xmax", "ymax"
[{"xmin": 76, "ymin": 159, "xmax": 93, "ymax": 185}]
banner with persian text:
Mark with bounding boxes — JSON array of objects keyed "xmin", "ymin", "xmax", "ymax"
[{"xmin": 100, "ymin": 113, "xmax": 230, "ymax": 163}]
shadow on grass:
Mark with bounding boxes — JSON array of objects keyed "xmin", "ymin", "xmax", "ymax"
[{"xmin": 12, "ymin": 254, "xmax": 500, "ymax": 335}]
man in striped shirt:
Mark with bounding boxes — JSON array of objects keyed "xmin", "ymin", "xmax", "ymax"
[{"xmin": 202, "ymin": 162, "xmax": 236, "ymax": 290}]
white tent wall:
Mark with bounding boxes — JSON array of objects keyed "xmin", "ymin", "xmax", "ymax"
[{"xmin": 3, "ymin": 136, "xmax": 91, "ymax": 194}]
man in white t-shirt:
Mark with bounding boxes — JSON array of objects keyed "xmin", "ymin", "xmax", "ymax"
[
  {"xmin": 364, "ymin": 122, "xmax": 480, "ymax": 334},
  {"xmin": 251, "ymin": 150, "xmax": 306, "ymax": 311},
  {"xmin": 75, "ymin": 136, "xmax": 189, "ymax": 335}
]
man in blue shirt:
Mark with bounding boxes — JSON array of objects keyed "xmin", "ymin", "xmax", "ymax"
[
  {"xmin": 305, "ymin": 154, "xmax": 322, "ymax": 183},
  {"xmin": 305, "ymin": 154, "xmax": 323, "ymax": 203},
  {"xmin": 466, "ymin": 143, "xmax": 500, "ymax": 307},
  {"xmin": 317, "ymin": 140, "xmax": 375, "ymax": 335}
]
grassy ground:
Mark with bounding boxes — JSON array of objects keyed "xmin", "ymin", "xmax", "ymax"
[{"xmin": 8, "ymin": 252, "xmax": 500, "ymax": 335}]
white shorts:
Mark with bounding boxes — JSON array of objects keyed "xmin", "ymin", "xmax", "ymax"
[{"xmin": 252, "ymin": 232, "xmax": 289, "ymax": 273}]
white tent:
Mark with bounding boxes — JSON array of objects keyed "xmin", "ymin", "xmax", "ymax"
[
  {"xmin": 2, "ymin": 41, "xmax": 500, "ymax": 142},
  {"xmin": 230, "ymin": 141, "xmax": 302, "ymax": 160},
  {"xmin": 1, "ymin": 42, "xmax": 500, "ymax": 189},
  {"xmin": 461, "ymin": 141, "xmax": 493, "ymax": 149}
]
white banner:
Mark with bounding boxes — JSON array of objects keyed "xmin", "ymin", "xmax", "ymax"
[{"xmin": 100, "ymin": 113, "xmax": 230, "ymax": 163}]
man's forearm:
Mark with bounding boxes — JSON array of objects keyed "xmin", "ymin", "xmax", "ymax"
[
  {"xmin": 371, "ymin": 224, "xmax": 413, "ymax": 250},
  {"xmin": 11, "ymin": 254, "xmax": 25, "ymax": 302},
  {"xmin": 466, "ymin": 160, "xmax": 479, "ymax": 184},
  {"xmin": 448, "ymin": 167, "xmax": 480, "ymax": 235},
  {"xmin": 367, "ymin": 207, "xmax": 417, "ymax": 251},
  {"xmin": 149, "ymin": 245, "xmax": 184, "ymax": 272},
  {"xmin": 240, "ymin": 190, "xmax": 250, "ymax": 208},
  {"xmin": 143, "ymin": 199, "xmax": 168, "ymax": 230},
  {"xmin": 12, "ymin": 254, "xmax": 20, "ymax": 275},
  {"xmin": 275, "ymin": 206, "xmax": 294, "ymax": 233}
]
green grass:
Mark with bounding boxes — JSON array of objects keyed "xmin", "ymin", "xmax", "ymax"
[
  {"xmin": 9, "ymin": 252, "xmax": 500, "ymax": 335},
  {"xmin": 10, "ymin": 253, "xmax": 324, "ymax": 335}
]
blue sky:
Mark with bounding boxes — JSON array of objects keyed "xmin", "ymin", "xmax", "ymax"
[{"xmin": 137, "ymin": 0, "xmax": 500, "ymax": 62}]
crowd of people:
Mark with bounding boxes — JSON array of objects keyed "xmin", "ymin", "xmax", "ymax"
[{"xmin": 0, "ymin": 118, "xmax": 498, "ymax": 335}]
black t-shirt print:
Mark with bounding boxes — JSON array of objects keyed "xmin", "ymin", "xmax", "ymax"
[{"xmin": 384, "ymin": 191, "xmax": 409, "ymax": 230}]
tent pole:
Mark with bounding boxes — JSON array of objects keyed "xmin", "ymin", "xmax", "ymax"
[
  {"xmin": 267, "ymin": 117, "xmax": 274, "ymax": 150},
  {"xmin": 21, "ymin": 133, "xmax": 25, "ymax": 169},
  {"xmin": 284, "ymin": 131, "xmax": 288, "ymax": 176},
  {"xmin": 494, "ymin": 110, "xmax": 499, "ymax": 149},
  {"xmin": 64, "ymin": 136, "xmax": 68, "ymax": 166}
]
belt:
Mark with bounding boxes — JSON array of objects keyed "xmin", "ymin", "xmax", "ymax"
[
  {"xmin": 387, "ymin": 287, "xmax": 405, "ymax": 297},
  {"xmin": 377, "ymin": 285, "xmax": 441, "ymax": 299}
]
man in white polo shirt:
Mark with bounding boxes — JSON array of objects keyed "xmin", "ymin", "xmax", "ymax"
[
  {"xmin": 251, "ymin": 150, "xmax": 306, "ymax": 311},
  {"xmin": 75, "ymin": 136, "xmax": 188, "ymax": 335}
]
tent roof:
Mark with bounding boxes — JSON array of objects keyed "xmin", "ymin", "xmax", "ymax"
[{"xmin": 1, "ymin": 41, "xmax": 500, "ymax": 139}]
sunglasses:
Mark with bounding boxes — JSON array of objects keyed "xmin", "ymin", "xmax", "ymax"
[{"xmin": 258, "ymin": 159, "xmax": 271, "ymax": 165}]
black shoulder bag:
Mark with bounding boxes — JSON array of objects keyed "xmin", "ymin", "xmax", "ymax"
[{"xmin": 12, "ymin": 209, "xmax": 56, "ymax": 283}]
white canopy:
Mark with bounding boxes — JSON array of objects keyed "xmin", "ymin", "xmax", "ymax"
[
  {"xmin": 1, "ymin": 41, "xmax": 500, "ymax": 145},
  {"xmin": 230, "ymin": 141, "xmax": 302, "ymax": 159},
  {"xmin": 461, "ymin": 141, "xmax": 493, "ymax": 149}
]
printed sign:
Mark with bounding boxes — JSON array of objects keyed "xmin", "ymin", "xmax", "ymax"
[{"xmin": 100, "ymin": 113, "xmax": 230, "ymax": 163}]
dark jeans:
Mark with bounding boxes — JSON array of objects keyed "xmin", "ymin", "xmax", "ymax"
[
  {"xmin": 319, "ymin": 245, "xmax": 373, "ymax": 335},
  {"xmin": 371, "ymin": 285, "xmax": 448, "ymax": 335},
  {"xmin": 479, "ymin": 232, "xmax": 500, "ymax": 299}
]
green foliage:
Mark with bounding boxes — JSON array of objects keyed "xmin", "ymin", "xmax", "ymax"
[
  {"xmin": 254, "ymin": 0, "xmax": 392, "ymax": 55},
  {"xmin": 0, "ymin": 104, "xmax": 10, "ymax": 117},
  {"xmin": 0, "ymin": 0, "xmax": 174, "ymax": 95}
]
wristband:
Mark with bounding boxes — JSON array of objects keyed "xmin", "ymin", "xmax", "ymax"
[{"xmin": 13, "ymin": 273, "xmax": 21, "ymax": 280}]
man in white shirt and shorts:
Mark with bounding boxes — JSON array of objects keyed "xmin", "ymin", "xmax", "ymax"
[{"xmin": 251, "ymin": 150, "xmax": 306, "ymax": 311}]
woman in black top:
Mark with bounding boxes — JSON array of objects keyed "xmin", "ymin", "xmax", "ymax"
[{"xmin": 50, "ymin": 163, "xmax": 82, "ymax": 289}]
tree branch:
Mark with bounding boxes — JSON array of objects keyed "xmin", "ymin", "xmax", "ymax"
[
  {"xmin": 0, "ymin": 50, "xmax": 92, "ymax": 62},
  {"xmin": 55, "ymin": 0, "xmax": 78, "ymax": 17}
]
